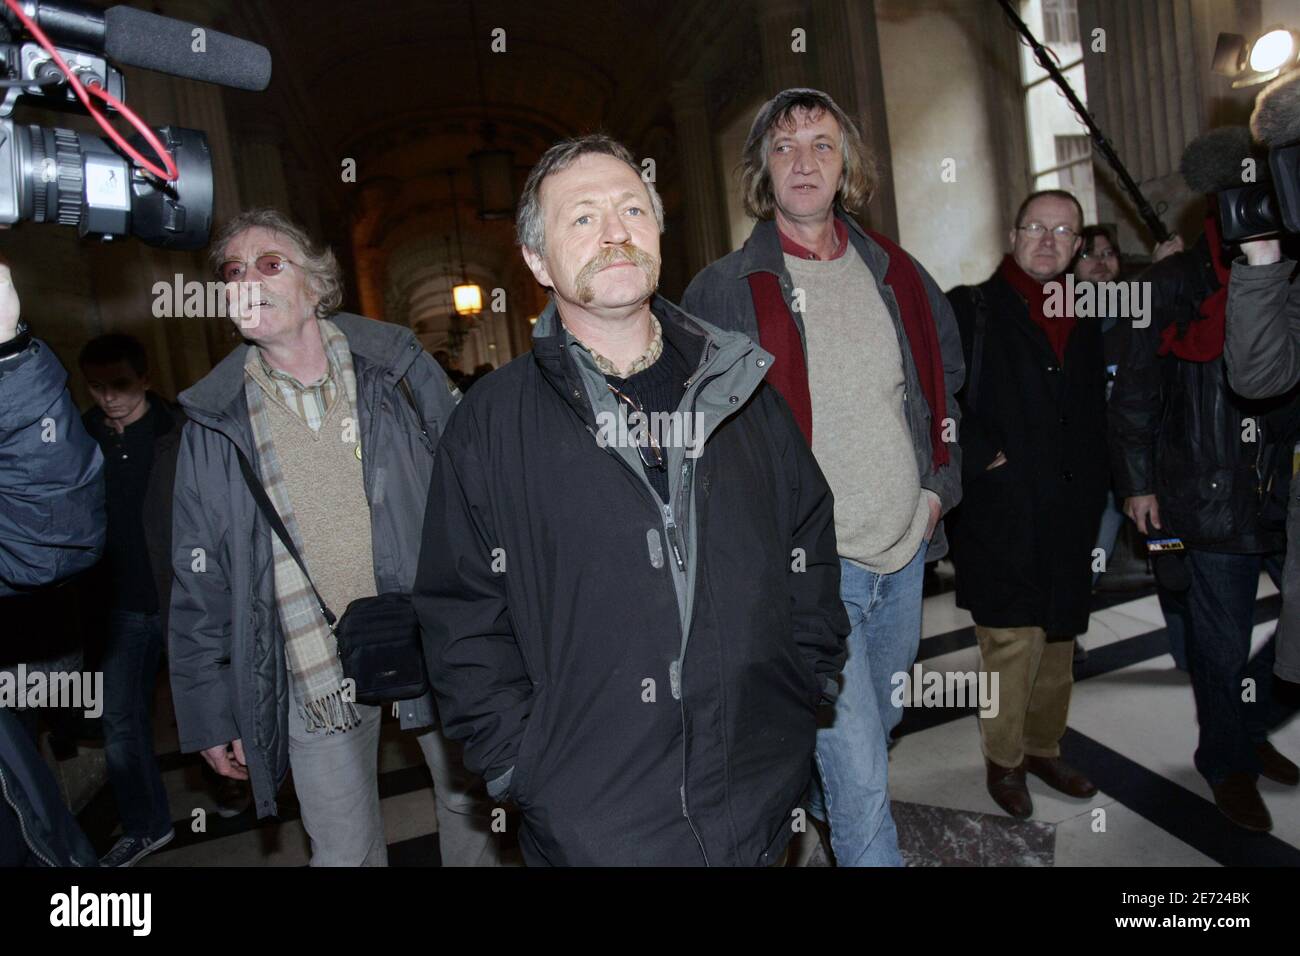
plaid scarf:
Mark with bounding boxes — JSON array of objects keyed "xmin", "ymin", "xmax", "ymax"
[{"xmin": 244, "ymin": 318, "xmax": 361, "ymax": 734}]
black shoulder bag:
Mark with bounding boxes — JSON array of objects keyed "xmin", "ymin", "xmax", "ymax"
[{"xmin": 235, "ymin": 379, "xmax": 429, "ymax": 705}]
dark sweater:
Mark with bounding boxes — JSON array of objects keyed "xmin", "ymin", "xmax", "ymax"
[
  {"xmin": 604, "ymin": 331, "xmax": 690, "ymax": 502},
  {"xmin": 84, "ymin": 395, "xmax": 183, "ymax": 613}
]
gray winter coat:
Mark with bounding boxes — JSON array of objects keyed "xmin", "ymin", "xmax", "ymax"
[
  {"xmin": 168, "ymin": 313, "xmax": 458, "ymax": 817},
  {"xmin": 1224, "ymin": 256, "xmax": 1300, "ymax": 683},
  {"xmin": 681, "ymin": 213, "xmax": 964, "ymax": 559}
]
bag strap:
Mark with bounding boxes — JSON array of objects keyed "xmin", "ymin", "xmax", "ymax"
[
  {"xmin": 966, "ymin": 285, "xmax": 989, "ymax": 413},
  {"xmin": 234, "ymin": 446, "xmax": 337, "ymax": 628}
]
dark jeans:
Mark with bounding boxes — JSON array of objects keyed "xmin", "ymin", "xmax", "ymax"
[
  {"xmin": 1157, "ymin": 584, "xmax": 1190, "ymax": 671},
  {"xmin": 102, "ymin": 610, "xmax": 170, "ymax": 839},
  {"xmin": 1184, "ymin": 551, "xmax": 1296, "ymax": 785},
  {"xmin": 0, "ymin": 708, "xmax": 98, "ymax": 866}
]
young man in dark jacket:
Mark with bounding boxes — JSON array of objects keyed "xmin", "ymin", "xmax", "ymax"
[
  {"xmin": 681, "ymin": 88, "xmax": 963, "ymax": 867},
  {"xmin": 78, "ymin": 333, "xmax": 187, "ymax": 866},
  {"xmin": 1113, "ymin": 203, "xmax": 1299, "ymax": 832},
  {"xmin": 946, "ymin": 189, "xmax": 1107, "ymax": 820},
  {"xmin": 415, "ymin": 134, "xmax": 849, "ymax": 866}
]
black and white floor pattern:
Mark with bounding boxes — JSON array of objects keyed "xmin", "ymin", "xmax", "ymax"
[{"xmin": 76, "ymin": 570, "xmax": 1300, "ymax": 867}]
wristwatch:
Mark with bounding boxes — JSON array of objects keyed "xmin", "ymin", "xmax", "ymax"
[{"xmin": 0, "ymin": 321, "xmax": 31, "ymax": 360}]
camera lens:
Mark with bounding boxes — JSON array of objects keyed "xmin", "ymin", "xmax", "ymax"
[{"xmin": 6, "ymin": 121, "xmax": 212, "ymax": 249}]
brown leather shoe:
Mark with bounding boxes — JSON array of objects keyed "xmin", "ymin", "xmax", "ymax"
[
  {"xmin": 1256, "ymin": 742, "xmax": 1300, "ymax": 787},
  {"xmin": 1212, "ymin": 773, "xmax": 1272, "ymax": 832},
  {"xmin": 986, "ymin": 759, "xmax": 1032, "ymax": 818},
  {"xmin": 1025, "ymin": 755, "xmax": 1098, "ymax": 798}
]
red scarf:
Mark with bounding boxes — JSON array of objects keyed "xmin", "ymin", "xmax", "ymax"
[
  {"xmin": 1158, "ymin": 216, "xmax": 1227, "ymax": 361},
  {"xmin": 747, "ymin": 221, "xmax": 949, "ymax": 468},
  {"xmin": 998, "ymin": 254, "xmax": 1075, "ymax": 362}
]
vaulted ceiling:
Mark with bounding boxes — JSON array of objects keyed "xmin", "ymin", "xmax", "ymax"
[{"xmin": 208, "ymin": 0, "xmax": 739, "ymax": 358}]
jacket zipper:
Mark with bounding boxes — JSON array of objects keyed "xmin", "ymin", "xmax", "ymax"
[
  {"xmin": 570, "ymin": 338, "xmax": 743, "ymax": 866},
  {"xmin": 0, "ymin": 767, "xmax": 59, "ymax": 867},
  {"xmin": 662, "ymin": 504, "xmax": 686, "ymax": 572},
  {"xmin": 590, "ymin": 436, "xmax": 708, "ymax": 861}
]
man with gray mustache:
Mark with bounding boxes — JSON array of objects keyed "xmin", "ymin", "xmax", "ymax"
[{"xmin": 415, "ymin": 133, "xmax": 849, "ymax": 865}]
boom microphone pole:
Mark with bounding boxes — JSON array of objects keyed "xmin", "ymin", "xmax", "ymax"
[{"xmin": 994, "ymin": 0, "xmax": 1171, "ymax": 243}]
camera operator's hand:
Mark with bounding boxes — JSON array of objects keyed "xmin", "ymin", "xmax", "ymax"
[
  {"xmin": 200, "ymin": 739, "xmax": 249, "ymax": 781},
  {"xmin": 1241, "ymin": 238, "xmax": 1283, "ymax": 267},
  {"xmin": 1153, "ymin": 236, "xmax": 1184, "ymax": 262},
  {"xmin": 0, "ymin": 260, "xmax": 20, "ymax": 345},
  {"xmin": 1124, "ymin": 494, "xmax": 1162, "ymax": 536}
]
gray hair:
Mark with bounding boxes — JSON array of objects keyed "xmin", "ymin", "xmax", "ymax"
[
  {"xmin": 208, "ymin": 208, "xmax": 343, "ymax": 320},
  {"xmin": 516, "ymin": 133, "xmax": 665, "ymax": 256}
]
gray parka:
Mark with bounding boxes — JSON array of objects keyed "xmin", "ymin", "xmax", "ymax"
[
  {"xmin": 1224, "ymin": 256, "xmax": 1300, "ymax": 683},
  {"xmin": 167, "ymin": 313, "xmax": 458, "ymax": 817}
]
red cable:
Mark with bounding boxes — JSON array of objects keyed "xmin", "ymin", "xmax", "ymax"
[{"xmin": 4, "ymin": 0, "xmax": 178, "ymax": 181}]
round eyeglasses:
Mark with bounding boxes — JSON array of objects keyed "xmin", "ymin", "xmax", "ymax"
[{"xmin": 218, "ymin": 254, "xmax": 294, "ymax": 283}]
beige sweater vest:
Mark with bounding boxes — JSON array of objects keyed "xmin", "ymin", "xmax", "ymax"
[{"xmin": 263, "ymin": 391, "xmax": 377, "ymax": 615}]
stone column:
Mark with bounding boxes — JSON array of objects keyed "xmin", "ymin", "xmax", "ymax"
[
  {"xmin": 1079, "ymin": 0, "xmax": 1260, "ymax": 252},
  {"xmin": 811, "ymin": 0, "xmax": 899, "ymax": 239},
  {"xmin": 670, "ymin": 82, "xmax": 730, "ymax": 276},
  {"xmin": 758, "ymin": 0, "xmax": 812, "ymax": 93},
  {"xmin": 234, "ymin": 125, "xmax": 292, "ymax": 212}
]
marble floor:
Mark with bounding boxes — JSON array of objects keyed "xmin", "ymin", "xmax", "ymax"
[{"xmin": 71, "ymin": 566, "xmax": 1300, "ymax": 866}]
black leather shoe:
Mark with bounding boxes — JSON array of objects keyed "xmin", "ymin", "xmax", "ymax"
[
  {"xmin": 1212, "ymin": 773, "xmax": 1272, "ymax": 832},
  {"xmin": 1256, "ymin": 742, "xmax": 1300, "ymax": 787},
  {"xmin": 986, "ymin": 759, "xmax": 1033, "ymax": 818},
  {"xmin": 1025, "ymin": 755, "xmax": 1098, "ymax": 798}
]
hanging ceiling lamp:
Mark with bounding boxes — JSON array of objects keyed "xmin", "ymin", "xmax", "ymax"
[
  {"xmin": 470, "ymin": 141, "xmax": 515, "ymax": 220},
  {"xmin": 447, "ymin": 170, "xmax": 482, "ymax": 316},
  {"xmin": 467, "ymin": 1, "xmax": 514, "ymax": 220}
]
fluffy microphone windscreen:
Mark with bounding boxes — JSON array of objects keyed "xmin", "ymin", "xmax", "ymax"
[
  {"xmin": 1251, "ymin": 70, "xmax": 1300, "ymax": 148},
  {"xmin": 104, "ymin": 6, "xmax": 271, "ymax": 92},
  {"xmin": 1180, "ymin": 126, "xmax": 1262, "ymax": 193}
]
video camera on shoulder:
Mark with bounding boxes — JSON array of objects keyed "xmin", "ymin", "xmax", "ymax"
[
  {"xmin": 1205, "ymin": 28, "xmax": 1300, "ymax": 243},
  {"xmin": 0, "ymin": 0, "xmax": 270, "ymax": 249}
]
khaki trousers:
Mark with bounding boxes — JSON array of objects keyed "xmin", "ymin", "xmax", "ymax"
[{"xmin": 975, "ymin": 625, "xmax": 1074, "ymax": 769}]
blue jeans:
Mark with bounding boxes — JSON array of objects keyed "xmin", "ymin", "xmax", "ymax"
[
  {"xmin": 102, "ymin": 610, "xmax": 171, "ymax": 839},
  {"xmin": 808, "ymin": 546, "xmax": 926, "ymax": 867},
  {"xmin": 1184, "ymin": 551, "xmax": 1293, "ymax": 785}
]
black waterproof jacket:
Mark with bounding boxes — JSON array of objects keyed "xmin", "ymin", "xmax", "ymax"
[
  {"xmin": 946, "ymin": 272, "xmax": 1109, "ymax": 636},
  {"xmin": 415, "ymin": 296, "xmax": 849, "ymax": 866},
  {"xmin": 1110, "ymin": 236, "xmax": 1290, "ymax": 554}
]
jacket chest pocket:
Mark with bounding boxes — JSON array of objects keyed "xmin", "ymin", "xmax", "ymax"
[{"xmin": 381, "ymin": 391, "xmax": 436, "ymax": 458}]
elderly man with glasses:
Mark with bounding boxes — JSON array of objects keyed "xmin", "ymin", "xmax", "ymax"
[
  {"xmin": 168, "ymin": 208, "xmax": 502, "ymax": 866},
  {"xmin": 945, "ymin": 189, "xmax": 1107, "ymax": 820}
]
